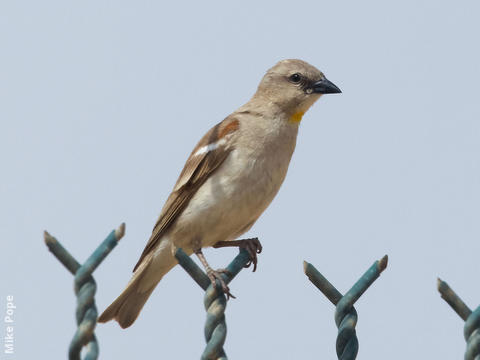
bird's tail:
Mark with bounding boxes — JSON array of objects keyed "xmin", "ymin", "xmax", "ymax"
[
  {"xmin": 97, "ymin": 281, "xmax": 155, "ymax": 328},
  {"xmin": 98, "ymin": 243, "xmax": 177, "ymax": 328}
]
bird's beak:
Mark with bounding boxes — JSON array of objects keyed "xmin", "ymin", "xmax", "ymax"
[{"xmin": 311, "ymin": 78, "xmax": 342, "ymax": 94}]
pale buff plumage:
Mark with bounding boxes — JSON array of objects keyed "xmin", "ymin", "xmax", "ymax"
[{"xmin": 98, "ymin": 59, "xmax": 341, "ymax": 328}]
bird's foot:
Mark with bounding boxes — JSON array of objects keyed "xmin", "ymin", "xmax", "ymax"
[
  {"xmin": 238, "ymin": 238, "xmax": 262, "ymax": 272},
  {"xmin": 206, "ymin": 267, "xmax": 236, "ymax": 300},
  {"xmin": 213, "ymin": 238, "xmax": 263, "ymax": 272},
  {"xmin": 195, "ymin": 249, "xmax": 235, "ymax": 299},
  {"xmin": 215, "ymin": 268, "xmax": 231, "ymax": 275}
]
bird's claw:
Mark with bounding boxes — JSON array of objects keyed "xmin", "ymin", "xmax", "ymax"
[
  {"xmin": 206, "ymin": 268, "xmax": 236, "ymax": 299},
  {"xmin": 240, "ymin": 238, "xmax": 262, "ymax": 272}
]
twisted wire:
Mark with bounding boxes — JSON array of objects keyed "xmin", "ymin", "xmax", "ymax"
[
  {"xmin": 304, "ymin": 255, "xmax": 388, "ymax": 360},
  {"xmin": 203, "ymin": 285, "xmax": 228, "ymax": 360},
  {"xmin": 44, "ymin": 223, "xmax": 125, "ymax": 360},
  {"xmin": 334, "ymin": 305, "xmax": 358, "ymax": 359},
  {"xmin": 175, "ymin": 248, "xmax": 251, "ymax": 360},
  {"xmin": 438, "ymin": 279, "xmax": 480, "ymax": 360}
]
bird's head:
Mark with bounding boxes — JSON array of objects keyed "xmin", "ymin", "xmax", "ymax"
[{"xmin": 255, "ymin": 59, "xmax": 341, "ymax": 123}]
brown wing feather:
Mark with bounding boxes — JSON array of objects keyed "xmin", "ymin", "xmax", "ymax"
[{"xmin": 132, "ymin": 117, "xmax": 239, "ymax": 271}]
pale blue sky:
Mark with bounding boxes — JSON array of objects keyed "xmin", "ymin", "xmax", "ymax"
[{"xmin": 1, "ymin": 1, "xmax": 480, "ymax": 359}]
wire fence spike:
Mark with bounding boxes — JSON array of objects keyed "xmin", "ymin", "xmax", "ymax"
[
  {"xmin": 304, "ymin": 255, "xmax": 388, "ymax": 360},
  {"xmin": 437, "ymin": 278, "xmax": 480, "ymax": 360},
  {"xmin": 175, "ymin": 247, "xmax": 251, "ymax": 360},
  {"xmin": 44, "ymin": 223, "xmax": 125, "ymax": 360}
]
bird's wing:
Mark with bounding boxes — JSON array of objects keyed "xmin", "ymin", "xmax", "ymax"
[{"xmin": 133, "ymin": 116, "xmax": 240, "ymax": 271}]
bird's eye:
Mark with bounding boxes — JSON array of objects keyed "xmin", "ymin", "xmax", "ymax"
[{"xmin": 289, "ymin": 73, "xmax": 302, "ymax": 83}]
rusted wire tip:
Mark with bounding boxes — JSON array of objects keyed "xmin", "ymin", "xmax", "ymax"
[
  {"xmin": 43, "ymin": 230, "xmax": 56, "ymax": 245},
  {"xmin": 115, "ymin": 222, "xmax": 126, "ymax": 241},
  {"xmin": 378, "ymin": 255, "xmax": 388, "ymax": 272},
  {"xmin": 302, "ymin": 260, "xmax": 309, "ymax": 273},
  {"xmin": 437, "ymin": 277, "xmax": 448, "ymax": 293}
]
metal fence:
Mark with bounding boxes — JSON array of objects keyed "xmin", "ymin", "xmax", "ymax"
[
  {"xmin": 44, "ymin": 224, "xmax": 125, "ymax": 360},
  {"xmin": 437, "ymin": 279, "xmax": 480, "ymax": 360},
  {"xmin": 304, "ymin": 255, "xmax": 388, "ymax": 360},
  {"xmin": 44, "ymin": 224, "xmax": 479, "ymax": 359}
]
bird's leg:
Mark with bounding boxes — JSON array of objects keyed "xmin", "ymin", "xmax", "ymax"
[
  {"xmin": 213, "ymin": 237, "xmax": 263, "ymax": 272},
  {"xmin": 194, "ymin": 249, "xmax": 236, "ymax": 299}
]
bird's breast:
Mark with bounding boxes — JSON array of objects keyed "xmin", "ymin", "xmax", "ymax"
[{"xmin": 171, "ymin": 121, "xmax": 299, "ymax": 248}]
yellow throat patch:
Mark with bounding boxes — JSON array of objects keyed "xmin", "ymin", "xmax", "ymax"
[{"xmin": 289, "ymin": 111, "xmax": 305, "ymax": 123}]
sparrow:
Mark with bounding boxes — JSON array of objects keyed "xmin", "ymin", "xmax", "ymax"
[{"xmin": 98, "ymin": 59, "xmax": 341, "ymax": 328}]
